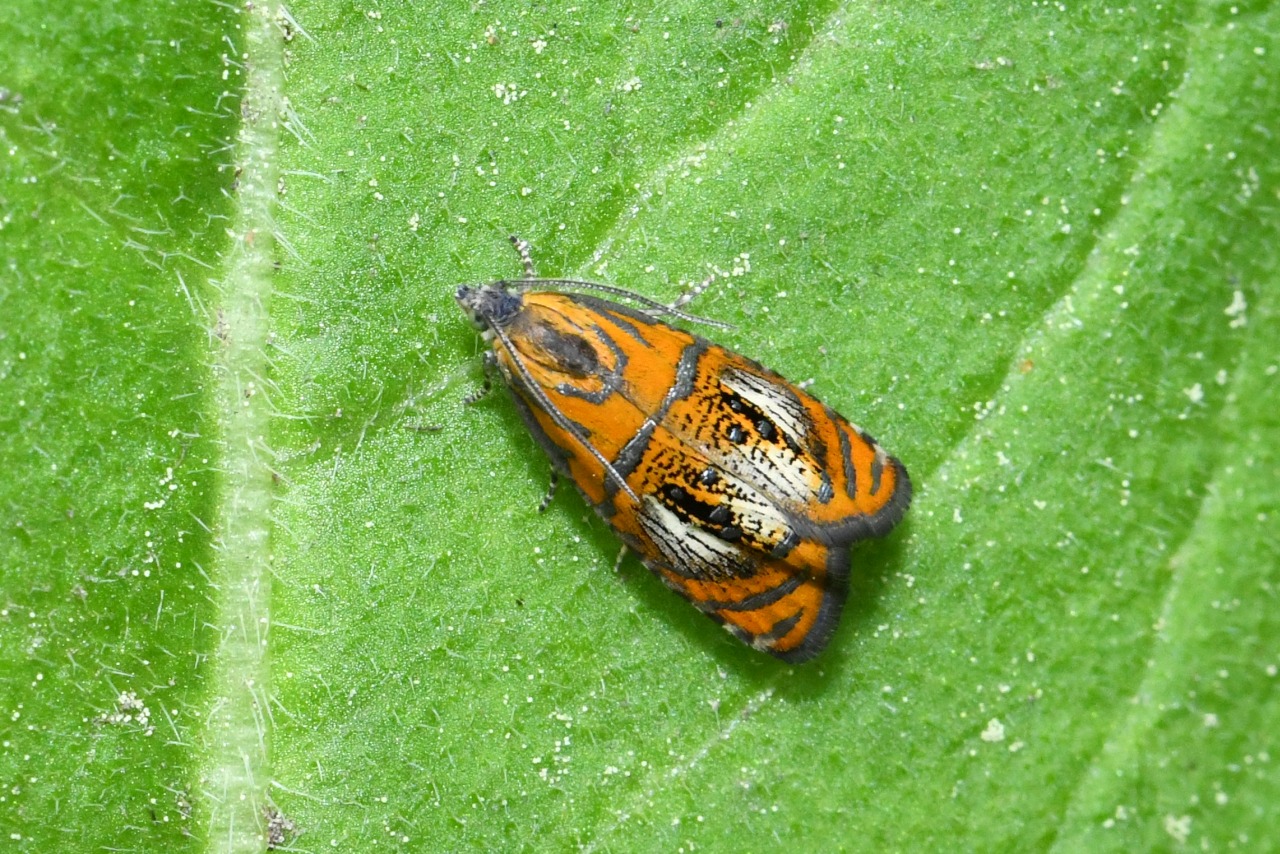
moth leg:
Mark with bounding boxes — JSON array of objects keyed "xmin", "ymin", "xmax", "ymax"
[
  {"xmin": 463, "ymin": 351, "xmax": 498, "ymax": 405},
  {"xmin": 536, "ymin": 469, "xmax": 559, "ymax": 513},
  {"xmin": 612, "ymin": 545, "xmax": 629, "ymax": 573},
  {"xmin": 400, "ymin": 380, "xmax": 447, "ymax": 432},
  {"xmin": 509, "ymin": 234, "xmax": 537, "ymax": 278},
  {"xmin": 668, "ymin": 267, "xmax": 720, "ymax": 311},
  {"xmin": 462, "ymin": 379, "xmax": 492, "ymax": 406}
]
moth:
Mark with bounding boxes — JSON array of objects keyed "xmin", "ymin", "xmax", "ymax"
[{"xmin": 456, "ymin": 237, "xmax": 911, "ymax": 662}]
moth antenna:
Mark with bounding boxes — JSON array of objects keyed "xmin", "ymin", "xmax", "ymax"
[
  {"xmin": 502, "ymin": 237, "xmax": 733, "ymax": 329},
  {"xmin": 489, "ymin": 323, "xmax": 641, "ymax": 503},
  {"xmin": 669, "ymin": 267, "xmax": 721, "ymax": 311},
  {"xmin": 515, "ymin": 278, "xmax": 734, "ymax": 330},
  {"xmin": 509, "ymin": 234, "xmax": 537, "ymax": 279}
]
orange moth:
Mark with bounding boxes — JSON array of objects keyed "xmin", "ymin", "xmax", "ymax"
[{"xmin": 457, "ymin": 237, "xmax": 911, "ymax": 662}]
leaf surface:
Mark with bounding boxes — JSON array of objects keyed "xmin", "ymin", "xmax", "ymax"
[{"xmin": 1, "ymin": 1, "xmax": 1276, "ymax": 850}]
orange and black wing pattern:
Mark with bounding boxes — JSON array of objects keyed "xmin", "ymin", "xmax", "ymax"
[{"xmin": 456, "ymin": 268, "xmax": 911, "ymax": 663}]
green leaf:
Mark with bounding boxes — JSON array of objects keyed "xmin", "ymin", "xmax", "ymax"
[{"xmin": 2, "ymin": 1, "xmax": 1276, "ymax": 851}]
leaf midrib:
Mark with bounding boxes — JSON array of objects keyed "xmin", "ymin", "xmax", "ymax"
[{"xmin": 202, "ymin": 6, "xmax": 284, "ymax": 851}]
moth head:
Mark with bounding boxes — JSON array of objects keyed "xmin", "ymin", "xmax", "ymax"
[{"xmin": 455, "ymin": 282, "xmax": 522, "ymax": 330}]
